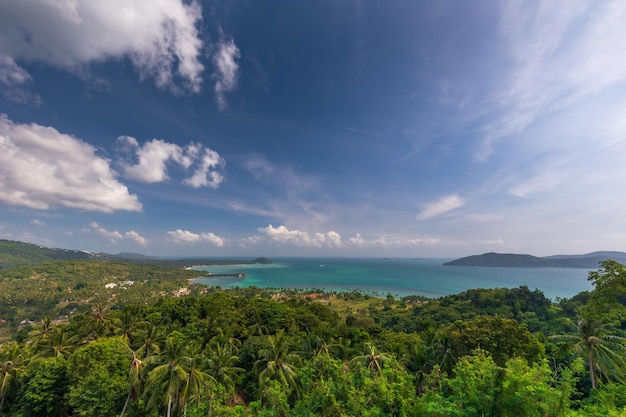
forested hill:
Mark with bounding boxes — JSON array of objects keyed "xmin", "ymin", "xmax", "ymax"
[
  {"xmin": 444, "ymin": 251, "xmax": 626, "ymax": 268},
  {"xmin": 0, "ymin": 239, "xmax": 272, "ymax": 269},
  {"xmin": 0, "ymin": 239, "xmax": 93, "ymax": 269}
]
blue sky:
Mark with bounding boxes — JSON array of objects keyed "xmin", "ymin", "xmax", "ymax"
[{"xmin": 1, "ymin": 0, "xmax": 626, "ymax": 258}]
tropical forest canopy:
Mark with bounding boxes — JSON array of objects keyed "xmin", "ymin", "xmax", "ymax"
[{"xmin": 1, "ymin": 246, "xmax": 626, "ymax": 416}]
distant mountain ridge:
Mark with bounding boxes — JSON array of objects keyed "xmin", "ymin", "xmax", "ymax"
[
  {"xmin": 443, "ymin": 251, "xmax": 626, "ymax": 268},
  {"xmin": 0, "ymin": 239, "xmax": 272, "ymax": 270}
]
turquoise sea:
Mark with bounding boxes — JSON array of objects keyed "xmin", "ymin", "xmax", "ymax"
[{"xmin": 192, "ymin": 258, "xmax": 594, "ymax": 300}]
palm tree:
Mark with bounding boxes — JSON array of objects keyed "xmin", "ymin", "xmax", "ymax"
[
  {"xmin": 0, "ymin": 342, "xmax": 25, "ymax": 413},
  {"xmin": 350, "ymin": 343, "xmax": 394, "ymax": 375},
  {"xmin": 254, "ymin": 330, "xmax": 301, "ymax": 401},
  {"xmin": 550, "ymin": 315, "xmax": 626, "ymax": 389},
  {"xmin": 299, "ymin": 332, "xmax": 323, "ymax": 359},
  {"xmin": 331, "ymin": 336, "xmax": 352, "ymax": 360},
  {"xmin": 313, "ymin": 322, "xmax": 336, "ymax": 342},
  {"xmin": 33, "ymin": 325, "xmax": 78, "ymax": 359},
  {"xmin": 208, "ymin": 329, "xmax": 241, "ymax": 353},
  {"xmin": 112, "ymin": 307, "xmax": 144, "ymax": 347},
  {"xmin": 179, "ymin": 353, "xmax": 214, "ymax": 417},
  {"xmin": 27, "ymin": 317, "xmax": 55, "ymax": 350},
  {"xmin": 203, "ymin": 342, "xmax": 243, "ymax": 415},
  {"xmin": 146, "ymin": 333, "xmax": 192, "ymax": 417},
  {"xmin": 119, "ymin": 342, "xmax": 144, "ymax": 417},
  {"xmin": 246, "ymin": 312, "xmax": 267, "ymax": 337},
  {"xmin": 137, "ymin": 321, "xmax": 165, "ymax": 359},
  {"xmin": 432, "ymin": 333, "xmax": 457, "ymax": 375},
  {"xmin": 206, "ymin": 342, "xmax": 243, "ymax": 391},
  {"xmin": 300, "ymin": 333, "xmax": 345, "ymax": 359},
  {"xmin": 81, "ymin": 303, "xmax": 113, "ymax": 342}
]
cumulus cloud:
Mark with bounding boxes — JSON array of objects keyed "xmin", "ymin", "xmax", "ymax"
[
  {"xmin": 416, "ymin": 194, "xmax": 464, "ymax": 221},
  {"xmin": 348, "ymin": 233, "xmax": 383, "ymax": 247},
  {"xmin": 117, "ymin": 136, "xmax": 225, "ymax": 188},
  {"xmin": 0, "ymin": 115, "xmax": 141, "ymax": 212},
  {"xmin": 257, "ymin": 225, "xmax": 343, "ymax": 248},
  {"xmin": 118, "ymin": 137, "xmax": 188, "ymax": 183},
  {"xmin": 166, "ymin": 229, "xmax": 201, "ymax": 243},
  {"xmin": 213, "ymin": 30, "xmax": 241, "ymax": 110},
  {"xmin": 316, "ymin": 230, "xmax": 343, "ymax": 248},
  {"xmin": 0, "ymin": 0, "xmax": 205, "ymax": 93},
  {"xmin": 248, "ymin": 226, "xmax": 444, "ymax": 250},
  {"xmin": 89, "ymin": 221, "xmax": 147, "ymax": 245},
  {"xmin": 30, "ymin": 219, "xmax": 46, "ymax": 227},
  {"xmin": 123, "ymin": 230, "xmax": 148, "ymax": 246},
  {"xmin": 166, "ymin": 229, "xmax": 225, "ymax": 247},
  {"xmin": 183, "ymin": 149, "xmax": 225, "ymax": 188}
]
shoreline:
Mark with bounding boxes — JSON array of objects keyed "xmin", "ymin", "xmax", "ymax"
[
  {"xmin": 185, "ymin": 258, "xmax": 592, "ymax": 300},
  {"xmin": 187, "ymin": 263, "xmax": 261, "ymax": 269}
]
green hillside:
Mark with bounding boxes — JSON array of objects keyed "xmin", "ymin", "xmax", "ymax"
[
  {"xmin": 444, "ymin": 251, "xmax": 626, "ymax": 268},
  {"xmin": 0, "ymin": 239, "xmax": 93, "ymax": 269},
  {"xmin": 0, "ymin": 239, "xmax": 273, "ymax": 270},
  {"xmin": 444, "ymin": 252, "xmax": 553, "ymax": 267}
]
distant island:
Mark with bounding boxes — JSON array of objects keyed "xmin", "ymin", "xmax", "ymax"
[{"xmin": 443, "ymin": 251, "xmax": 626, "ymax": 268}]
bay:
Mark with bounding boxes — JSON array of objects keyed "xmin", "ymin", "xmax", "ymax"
[{"xmin": 191, "ymin": 258, "xmax": 594, "ymax": 300}]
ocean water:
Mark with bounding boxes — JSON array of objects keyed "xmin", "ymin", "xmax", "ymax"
[{"xmin": 191, "ymin": 258, "xmax": 594, "ymax": 300}]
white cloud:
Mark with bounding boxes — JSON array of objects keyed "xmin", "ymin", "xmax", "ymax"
[
  {"xmin": 478, "ymin": 1, "xmax": 626, "ymax": 160},
  {"xmin": 167, "ymin": 229, "xmax": 225, "ymax": 247},
  {"xmin": 118, "ymin": 137, "xmax": 186, "ymax": 183},
  {"xmin": 167, "ymin": 229, "xmax": 201, "ymax": 243},
  {"xmin": 0, "ymin": 0, "xmax": 205, "ymax": 93},
  {"xmin": 0, "ymin": 54, "xmax": 40, "ymax": 103},
  {"xmin": 0, "ymin": 55, "xmax": 30, "ymax": 85},
  {"xmin": 248, "ymin": 226, "xmax": 445, "ymax": 250},
  {"xmin": 259, "ymin": 225, "xmax": 315, "ymax": 246},
  {"xmin": 199, "ymin": 232, "xmax": 224, "ymax": 247},
  {"xmin": 117, "ymin": 136, "xmax": 225, "ymax": 188},
  {"xmin": 416, "ymin": 194, "xmax": 465, "ymax": 221},
  {"xmin": 258, "ymin": 225, "xmax": 343, "ymax": 248},
  {"xmin": 123, "ymin": 230, "xmax": 148, "ymax": 246},
  {"xmin": 30, "ymin": 219, "xmax": 46, "ymax": 227},
  {"xmin": 213, "ymin": 30, "xmax": 241, "ymax": 110},
  {"xmin": 0, "ymin": 115, "xmax": 141, "ymax": 213},
  {"xmin": 323, "ymin": 231, "xmax": 342, "ymax": 248},
  {"xmin": 227, "ymin": 202, "xmax": 277, "ymax": 219},
  {"xmin": 183, "ymin": 149, "xmax": 225, "ymax": 188},
  {"xmin": 90, "ymin": 221, "xmax": 147, "ymax": 245},
  {"xmin": 347, "ymin": 233, "xmax": 366, "ymax": 247},
  {"xmin": 347, "ymin": 233, "xmax": 392, "ymax": 248}
]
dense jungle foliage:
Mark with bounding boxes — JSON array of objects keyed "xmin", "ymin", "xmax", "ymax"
[{"xmin": 2, "ymin": 259, "xmax": 626, "ymax": 416}]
